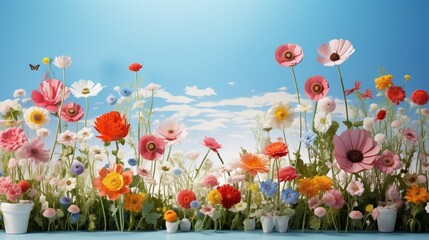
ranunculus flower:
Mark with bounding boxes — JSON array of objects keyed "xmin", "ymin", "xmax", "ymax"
[
  {"xmin": 94, "ymin": 111, "xmax": 130, "ymax": 142},
  {"xmin": 17, "ymin": 179, "xmax": 31, "ymax": 193},
  {"xmin": 202, "ymin": 174, "xmax": 219, "ymax": 187},
  {"xmin": 264, "ymin": 141, "xmax": 288, "ymax": 159},
  {"xmin": 349, "ymin": 210, "xmax": 363, "ymax": 220},
  {"xmin": 304, "ymin": 75, "xmax": 329, "ymax": 101},
  {"xmin": 0, "ymin": 127, "xmax": 27, "ymax": 152},
  {"xmin": 217, "ymin": 184, "xmax": 241, "ymax": 209},
  {"xmin": 278, "ymin": 166, "xmax": 300, "ymax": 182},
  {"xmin": 128, "ymin": 63, "xmax": 143, "ymax": 72},
  {"xmin": 318, "ymin": 97, "xmax": 336, "ymax": 113},
  {"xmin": 138, "ymin": 135, "xmax": 165, "ymax": 160},
  {"xmin": 275, "ymin": 43, "xmax": 304, "ymax": 67},
  {"xmin": 31, "ymin": 79, "xmax": 70, "ymax": 112},
  {"xmin": 411, "ymin": 89, "xmax": 429, "ymax": 105},
  {"xmin": 317, "ymin": 39, "xmax": 355, "ymax": 66}
]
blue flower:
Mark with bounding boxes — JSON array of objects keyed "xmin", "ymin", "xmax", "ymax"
[
  {"xmin": 70, "ymin": 161, "xmax": 85, "ymax": 175},
  {"xmin": 190, "ymin": 200, "xmax": 201, "ymax": 209},
  {"xmin": 106, "ymin": 95, "xmax": 117, "ymax": 105},
  {"xmin": 173, "ymin": 168, "xmax": 183, "ymax": 176},
  {"xmin": 128, "ymin": 158, "xmax": 137, "ymax": 166},
  {"xmin": 60, "ymin": 196, "xmax": 71, "ymax": 206},
  {"xmin": 281, "ymin": 187, "xmax": 299, "ymax": 204},
  {"xmin": 119, "ymin": 86, "xmax": 132, "ymax": 97},
  {"xmin": 301, "ymin": 131, "xmax": 317, "ymax": 147},
  {"xmin": 70, "ymin": 213, "xmax": 80, "ymax": 224},
  {"xmin": 259, "ymin": 179, "xmax": 278, "ymax": 197}
]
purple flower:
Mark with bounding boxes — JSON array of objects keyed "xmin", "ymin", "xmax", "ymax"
[
  {"xmin": 71, "ymin": 161, "xmax": 85, "ymax": 175},
  {"xmin": 60, "ymin": 196, "xmax": 71, "ymax": 206}
]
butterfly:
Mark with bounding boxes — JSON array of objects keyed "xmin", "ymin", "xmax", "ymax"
[{"xmin": 29, "ymin": 64, "xmax": 40, "ymax": 71}]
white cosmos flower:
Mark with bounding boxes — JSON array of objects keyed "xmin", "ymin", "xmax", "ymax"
[
  {"xmin": 52, "ymin": 55, "xmax": 72, "ymax": 69},
  {"xmin": 145, "ymin": 83, "xmax": 161, "ymax": 91},
  {"xmin": 61, "ymin": 177, "xmax": 77, "ymax": 191},
  {"xmin": 24, "ymin": 106, "xmax": 50, "ymax": 129},
  {"xmin": 13, "ymin": 89, "xmax": 26, "ymax": 98},
  {"xmin": 154, "ymin": 119, "xmax": 188, "ymax": 145},
  {"xmin": 70, "ymin": 79, "xmax": 103, "ymax": 98},
  {"xmin": 77, "ymin": 127, "xmax": 94, "ymax": 141},
  {"xmin": 58, "ymin": 130, "xmax": 78, "ymax": 146},
  {"xmin": 314, "ymin": 112, "xmax": 332, "ymax": 133},
  {"xmin": 88, "ymin": 145, "xmax": 107, "ymax": 161},
  {"xmin": 265, "ymin": 102, "xmax": 295, "ymax": 129}
]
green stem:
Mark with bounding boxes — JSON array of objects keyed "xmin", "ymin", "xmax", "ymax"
[
  {"xmin": 312, "ymin": 101, "xmax": 318, "ymax": 132},
  {"xmin": 291, "ymin": 67, "xmax": 303, "ymax": 153},
  {"xmin": 336, "ymin": 65, "xmax": 350, "ymax": 126},
  {"xmin": 146, "ymin": 91, "xmax": 155, "ymax": 134},
  {"xmin": 135, "ymin": 72, "xmax": 141, "ymax": 165},
  {"xmin": 115, "ymin": 141, "xmax": 120, "ymax": 164},
  {"xmin": 194, "ymin": 149, "xmax": 211, "ymax": 180},
  {"xmin": 216, "ymin": 152, "xmax": 230, "ymax": 176},
  {"xmin": 84, "ymin": 97, "xmax": 89, "ymax": 127}
]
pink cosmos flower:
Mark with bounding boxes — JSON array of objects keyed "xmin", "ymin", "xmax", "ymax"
[
  {"xmin": 0, "ymin": 127, "xmax": 27, "ymax": 152},
  {"xmin": 401, "ymin": 128, "xmax": 418, "ymax": 142},
  {"xmin": 349, "ymin": 210, "xmax": 363, "ymax": 220},
  {"xmin": 154, "ymin": 119, "xmax": 188, "ymax": 145},
  {"xmin": 61, "ymin": 102, "xmax": 84, "ymax": 122},
  {"xmin": 31, "ymin": 79, "xmax": 70, "ymax": 112},
  {"xmin": 346, "ymin": 181, "xmax": 364, "ymax": 196},
  {"xmin": 43, "ymin": 208, "xmax": 57, "ymax": 218},
  {"xmin": 136, "ymin": 167, "xmax": 153, "ymax": 177},
  {"xmin": 304, "ymin": 76, "xmax": 329, "ymax": 101},
  {"xmin": 333, "ymin": 129, "xmax": 380, "ymax": 173},
  {"xmin": 278, "ymin": 166, "xmax": 300, "ymax": 182},
  {"xmin": 317, "ymin": 39, "xmax": 355, "ymax": 66},
  {"xmin": 203, "ymin": 136, "xmax": 222, "ymax": 153},
  {"xmin": 138, "ymin": 135, "xmax": 165, "ymax": 160},
  {"xmin": 199, "ymin": 205, "xmax": 215, "ymax": 218},
  {"xmin": 275, "ymin": 43, "xmax": 304, "ymax": 67},
  {"xmin": 67, "ymin": 204, "xmax": 80, "ymax": 214},
  {"xmin": 202, "ymin": 174, "xmax": 219, "ymax": 187},
  {"xmin": 374, "ymin": 150, "xmax": 401, "ymax": 175},
  {"xmin": 16, "ymin": 138, "xmax": 50, "ymax": 164},
  {"xmin": 314, "ymin": 207, "xmax": 326, "ymax": 218},
  {"xmin": 308, "ymin": 196, "xmax": 321, "ymax": 210}
]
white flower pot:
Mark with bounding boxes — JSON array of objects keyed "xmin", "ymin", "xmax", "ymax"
[
  {"xmin": 376, "ymin": 207, "xmax": 397, "ymax": 232},
  {"xmin": 273, "ymin": 215, "xmax": 290, "ymax": 232},
  {"xmin": 260, "ymin": 216, "xmax": 274, "ymax": 233},
  {"xmin": 0, "ymin": 201, "xmax": 34, "ymax": 234},
  {"xmin": 165, "ymin": 221, "xmax": 179, "ymax": 233},
  {"xmin": 179, "ymin": 218, "xmax": 191, "ymax": 232}
]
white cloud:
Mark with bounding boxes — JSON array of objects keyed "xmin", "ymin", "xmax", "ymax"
[
  {"xmin": 278, "ymin": 87, "xmax": 287, "ymax": 91},
  {"xmin": 227, "ymin": 134, "xmax": 247, "ymax": 139},
  {"xmin": 188, "ymin": 119, "xmax": 227, "ymax": 131},
  {"xmin": 184, "ymin": 86, "xmax": 216, "ymax": 97},
  {"xmin": 153, "ymin": 104, "xmax": 217, "ymax": 119},
  {"xmin": 228, "ymin": 81, "xmax": 235, "ymax": 86},
  {"xmin": 154, "ymin": 89, "xmax": 194, "ymax": 103}
]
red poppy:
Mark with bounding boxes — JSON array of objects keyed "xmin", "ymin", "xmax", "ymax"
[
  {"xmin": 386, "ymin": 86, "xmax": 406, "ymax": 105},
  {"xmin": 264, "ymin": 142, "xmax": 288, "ymax": 159},
  {"xmin": 94, "ymin": 111, "xmax": 130, "ymax": 142},
  {"xmin": 376, "ymin": 110, "xmax": 386, "ymax": 121},
  {"xmin": 128, "ymin": 63, "xmax": 143, "ymax": 72},
  {"xmin": 217, "ymin": 184, "xmax": 241, "ymax": 209},
  {"xmin": 411, "ymin": 90, "xmax": 429, "ymax": 106}
]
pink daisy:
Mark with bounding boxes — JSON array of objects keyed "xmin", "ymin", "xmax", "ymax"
[
  {"xmin": 317, "ymin": 39, "xmax": 355, "ymax": 66},
  {"xmin": 58, "ymin": 130, "xmax": 78, "ymax": 146},
  {"xmin": 199, "ymin": 205, "xmax": 215, "ymax": 218},
  {"xmin": 275, "ymin": 43, "xmax": 304, "ymax": 67},
  {"xmin": 0, "ymin": 127, "xmax": 27, "ymax": 152},
  {"xmin": 308, "ymin": 196, "xmax": 321, "ymax": 210},
  {"xmin": 304, "ymin": 76, "xmax": 329, "ymax": 101},
  {"xmin": 401, "ymin": 128, "xmax": 418, "ymax": 142},
  {"xmin": 155, "ymin": 119, "xmax": 188, "ymax": 145},
  {"xmin": 327, "ymin": 189, "xmax": 346, "ymax": 209},
  {"xmin": 346, "ymin": 181, "xmax": 364, "ymax": 196},
  {"xmin": 333, "ymin": 129, "xmax": 380, "ymax": 173},
  {"xmin": 314, "ymin": 207, "xmax": 326, "ymax": 218},
  {"xmin": 374, "ymin": 150, "xmax": 401, "ymax": 175},
  {"xmin": 16, "ymin": 138, "xmax": 50, "ymax": 164},
  {"xmin": 203, "ymin": 136, "xmax": 222, "ymax": 153},
  {"xmin": 138, "ymin": 135, "xmax": 165, "ymax": 160}
]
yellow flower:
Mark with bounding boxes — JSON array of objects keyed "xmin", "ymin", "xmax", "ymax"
[
  {"xmin": 297, "ymin": 178, "xmax": 318, "ymax": 197},
  {"xmin": 313, "ymin": 175, "xmax": 333, "ymax": 192},
  {"xmin": 102, "ymin": 172, "xmax": 124, "ymax": 191},
  {"xmin": 374, "ymin": 74, "xmax": 393, "ymax": 90},
  {"xmin": 249, "ymin": 183, "xmax": 260, "ymax": 192},
  {"xmin": 124, "ymin": 193, "xmax": 146, "ymax": 213},
  {"xmin": 207, "ymin": 189, "xmax": 223, "ymax": 205},
  {"xmin": 42, "ymin": 57, "xmax": 50, "ymax": 65},
  {"xmin": 404, "ymin": 74, "xmax": 411, "ymax": 80},
  {"xmin": 404, "ymin": 185, "xmax": 429, "ymax": 204},
  {"xmin": 365, "ymin": 204, "xmax": 374, "ymax": 213}
]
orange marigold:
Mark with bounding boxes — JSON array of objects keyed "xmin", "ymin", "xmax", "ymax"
[
  {"xmin": 124, "ymin": 193, "xmax": 146, "ymax": 213},
  {"xmin": 92, "ymin": 163, "xmax": 133, "ymax": 201},
  {"xmin": 164, "ymin": 210, "xmax": 178, "ymax": 222},
  {"xmin": 404, "ymin": 185, "xmax": 429, "ymax": 204},
  {"xmin": 239, "ymin": 153, "xmax": 269, "ymax": 176},
  {"xmin": 297, "ymin": 178, "xmax": 318, "ymax": 197},
  {"xmin": 374, "ymin": 74, "xmax": 393, "ymax": 90},
  {"xmin": 313, "ymin": 175, "xmax": 333, "ymax": 192},
  {"xmin": 94, "ymin": 111, "xmax": 130, "ymax": 142}
]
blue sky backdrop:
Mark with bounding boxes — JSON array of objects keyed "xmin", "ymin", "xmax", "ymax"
[{"xmin": 1, "ymin": 0, "xmax": 428, "ymax": 161}]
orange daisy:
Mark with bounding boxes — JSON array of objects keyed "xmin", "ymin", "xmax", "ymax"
[
  {"xmin": 92, "ymin": 163, "xmax": 133, "ymax": 201},
  {"xmin": 239, "ymin": 153, "xmax": 269, "ymax": 176},
  {"xmin": 94, "ymin": 111, "xmax": 130, "ymax": 142},
  {"xmin": 404, "ymin": 185, "xmax": 429, "ymax": 204}
]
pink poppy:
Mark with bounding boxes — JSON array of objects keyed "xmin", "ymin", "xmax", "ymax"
[
  {"xmin": 349, "ymin": 210, "xmax": 363, "ymax": 220},
  {"xmin": 61, "ymin": 102, "xmax": 84, "ymax": 122},
  {"xmin": 317, "ymin": 39, "xmax": 355, "ymax": 66},
  {"xmin": 304, "ymin": 76, "xmax": 329, "ymax": 101},
  {"xmin": 278, "ymin": 166, "xmax": 300, "ymax": 182},
  {"xmin": 138, "ymin": 135, "xmax": 165, "ymax": 160},
  {"xmin": 0, "ymin": 127, "xmax": 27, "ymax": 152},
  {"xmin": 203, "ymin": 136, "xmax": 222, "ymax": 153},
  {"xmin": 374, "ymin": 150, "xmax": 401, "ymax": 175},
  {"xmin": 154, "ymin": 119, "xmax": 188, "ymax": 145},
  {"xmin": 275, "ymin": 43, "xmax": 304, "ymax": 67},
  {"xmin": 333, "ymin": 129, "xmax": 380, "ymax": 173},
  {"xmin": 16, "ymin": 138, "xmax": 50, "ymax": 164},
  {"xmin": 31, "ymin": 79, "xmax": 70, "ymax": 112},
  {"xmin": 202, "ymin": 174, "xmax": 219, "ymax": 187},
  {"xmin": 401, "ymin": 128, "xmax": 418, "ymax": 142}
]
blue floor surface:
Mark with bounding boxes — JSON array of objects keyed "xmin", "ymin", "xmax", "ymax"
[{"xmin": 1, "ymin": 231, "xmax": 429, "ymax": 240}]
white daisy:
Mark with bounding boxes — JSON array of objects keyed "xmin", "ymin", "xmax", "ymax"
[
  {"xmin": 61, "ymin": 177, "xmax": 77, "ymax": 192},
  {"xmin": 265, "ymin": 102, "xmax": 295, "ymax": 129},
  {"xmin": 23, "ymin": 106, "xmax": 50, "ymax": 129},
  {"xmin": 77, "ymin": 127, "xmax": 94, "ymax": 141},
  {"xmin": 145, "ymin": 83, "xmax": 161, "ymax": 91},
  {"xmin": 52, "ymin": 55, "xmax": 72, "ymax": 69},
  {"xmin": 88, "ymin": 145, "xmax": 107, "ymax": 161},
  {"xmin": 36, "ymin": 128, "xmax": 50, "ymax": 138},
  {"xmin": 314, "ymin": 112, "xmax": 332, "ymax": 133},
  {"xmin": 58, "ymin": 130, "xmax": 78, "ymax": 146},
  {"xmin": 295, "ymin": 102, "xmax": 313, "ymax": 113},
  {"xmin": 70, "ymin": 79, "xmax": 103, "ymax": 98}
]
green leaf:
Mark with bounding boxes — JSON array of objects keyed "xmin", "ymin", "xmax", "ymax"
[
  {"xmin": 141, "ymin": 201, "xmax": 154, "ymax": 217},
  {"xmin": 145, "ymin": 212, "xmax": 161, "ymax": 226},
  {"xmin": 119, "ymin": 138, "xmax": 126, "ymax": 145},
  {"xmin": 309, "ymin": 215, "xmax": 321, "ymax": 230},
  {"xmin": 104, "ymin": 141, "xmax": 111, "ymax": 147},
  {"xmin": 112, "ymin": 150, "xmax": 118, "ymax": 156},
  {"xmin": 353, "ymin": 121, "xmax": 363, "ymax": 127},
  {"xmin": 343, "ymin": 120, "xmax": 353, "ymax": 129},
  {"xmin": 194, "ymin": 219, "xmax": 203, "ymax": 232}
]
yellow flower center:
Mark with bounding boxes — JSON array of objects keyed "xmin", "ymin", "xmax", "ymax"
[
  {"xmin": 81, "ymin": 87, "xmax": 90, "ymax": 94},
  {"xmin": 319, "ymin": 117, "xmax": 326, "ymax": 124},
  {"xmin": 275, "ymin": 107, "xmax": 287, "ymax": 121},
  {"xmin": 66, "ymin": 180, "xmax": 72, "ymax": 186},
  {"xmin": 102, "ymin": 172, "xmax": 124, "ymax": 191},
  {"xmin": 67, "ymin": 108, "xmax": 77, "ymax": 116},
  {"xmin": 30, "ymin": 110, "xmax": 45, "ymax": 124}
]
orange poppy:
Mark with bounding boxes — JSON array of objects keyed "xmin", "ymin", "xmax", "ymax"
[
  {"xmin": 239, "ymin": 153, "xmax": 269, "ymax": 176},
  {"xmin": 92, "ymin": 163, "xmax": 133, "ymax": 201},
  {"xmin": 94, "ymin": 111, "xmax": 130, "ymax": 142},
  {"xmin": 264, "ymin": 141, "xmax": 288, "ymax": 159}
]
